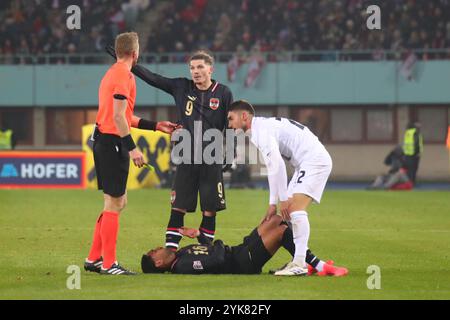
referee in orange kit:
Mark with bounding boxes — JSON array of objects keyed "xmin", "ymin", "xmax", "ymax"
[{"xmin": 84, "ymin": 32, "xmax": 178, "ymax": 275}]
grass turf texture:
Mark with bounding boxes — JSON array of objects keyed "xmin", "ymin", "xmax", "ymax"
[{"xmin": 0, "ymin": 189, "xmax": 449, "ymax": 300}]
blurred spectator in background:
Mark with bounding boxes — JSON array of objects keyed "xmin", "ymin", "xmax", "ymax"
[
  {"xmin": 122, "ymin": 0, "xmax": 150, "ymax": 30},
  {"xmin": 403, "ymin": 122, "xmax": 423, "ymax": 185},
  {"xmin": 400, "ymin": 50, "xmax": 418, "ymax": 81},
  {"xmin": 227, "ymin": 44, "xmax": 247, "ymax": 82},
  {"xmin": 244, "ymin": 44, "xmax": 266, "ymax": 87},
  {"xmin": 171, "ymin": 41, "xmax": 187, "ymax": 63},
  {"xmin": 367, "ymin": 145, "xmax": 411, "ymax": 190}
]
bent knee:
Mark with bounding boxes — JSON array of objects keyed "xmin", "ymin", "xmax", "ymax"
[
  {"xmin": 270, "ymin": 215, "xmax": 283, "ymax": 225},
  {"xmin": 261, "ymin": 215, "xmax": 283, "ymax": 228}
]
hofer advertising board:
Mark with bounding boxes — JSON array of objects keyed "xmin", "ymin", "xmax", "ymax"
[{"xmin": 0, "ymin": 151, "xmax": 85, "ymax": 188}]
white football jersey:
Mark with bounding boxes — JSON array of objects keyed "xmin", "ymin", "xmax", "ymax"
[
  {"xmin": 249, "ymin": 116, "xmax": 331, "ymax": 205},
  {"xmin": 250, "ymin": 116, "xmax": 328, "ymax": 168}
]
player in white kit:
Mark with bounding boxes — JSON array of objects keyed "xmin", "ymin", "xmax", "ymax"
[{"xmin": 227, "ymin": 100, "xmax": 345, "ymax": 276}]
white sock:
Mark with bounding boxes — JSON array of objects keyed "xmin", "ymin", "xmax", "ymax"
[
  {"xmin": 290, "ymin": 211, "xmax": 310, "ymax": 268},
  {"xmin": 305, "ymin": 249, "xmax": 325, "ymax": 272},
  {"xmin": 316, "ymin": 260, "xmax": 325, "ymax": 272}
]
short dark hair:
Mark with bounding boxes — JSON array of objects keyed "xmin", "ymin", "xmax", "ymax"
[
  {"xmin": 141, "ymin": 254, "xmax": 165, "ymax": 274},
  {"xmin": 189, "ymin": 50, "xmax": 214, "ymax": 65},
  {"xmin": 228, "ymin": 100, "xmax": 255, "ymax": 115}
]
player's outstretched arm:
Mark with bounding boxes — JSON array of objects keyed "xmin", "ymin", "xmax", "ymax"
[
  {"xmin": 131, "ymin": 116, "xmax": 180, "ymax": 134},
  {"xmin": 105, "ymin": 44, "xmax": 117, "ymax": 60},
  {"xmin": 106, "ymin": 45, "xmax": 180, "ymax": 95},
  {"xmin": 132, "ymin": 64, "xmax": 177, "ymax": 95},
  {"xmin": 155, "ymin": 121, "xmax": 182, "ymax": 134}
]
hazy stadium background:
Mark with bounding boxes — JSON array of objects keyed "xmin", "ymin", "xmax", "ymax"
[
  {"xmin": 0, "ymin": 0, "xmax": 449, "ymax": 182},
  {"xmin": 0, "ymin": 0, "xmax": 450, "ymax": 300}
]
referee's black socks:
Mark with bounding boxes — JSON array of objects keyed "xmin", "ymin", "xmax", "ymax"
[{"xmin": 165, "ymin": 209, "xmax": 185, "ymax": 251}]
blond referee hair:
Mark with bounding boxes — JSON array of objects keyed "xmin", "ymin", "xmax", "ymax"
[{"xmin": 115, "ymin": 32, "xmax": 139, "ymax": 59}]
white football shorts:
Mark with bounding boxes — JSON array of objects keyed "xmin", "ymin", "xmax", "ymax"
[{"xmin": 287, "ymin": 152, "xmax": 332, "ymax": 204}]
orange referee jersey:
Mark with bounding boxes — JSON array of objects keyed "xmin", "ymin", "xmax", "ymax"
[{"xmin": 96, "ymin": 61, "xmax": 136, "ymax": 135}]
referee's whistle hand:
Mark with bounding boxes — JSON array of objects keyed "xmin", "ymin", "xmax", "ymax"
[{"xmin": 129, "ymin": 148, "xmax": 145, "ymax": 168}]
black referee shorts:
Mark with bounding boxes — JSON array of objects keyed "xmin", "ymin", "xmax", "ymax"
[
  {"xmin": 171, "ymin": 163, "xmax": 225, "ymax": 213},
  {"xmin": 93, "ymin": 133, "xmax": 129, "ymax": 197}
]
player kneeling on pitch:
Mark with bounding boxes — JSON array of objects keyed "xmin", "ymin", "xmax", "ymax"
[
  {"xmin": 227, "ymin": 100, "xmax": 335, "ymax": 276},
  {"xmin": 141, "ymin": 215, "xmax": 347, "ymax": 276}
]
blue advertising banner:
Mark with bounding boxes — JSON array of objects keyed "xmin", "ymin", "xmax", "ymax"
[{"xmin": 0, "ymin": 151, "xmax": 86, "ymax": 188}]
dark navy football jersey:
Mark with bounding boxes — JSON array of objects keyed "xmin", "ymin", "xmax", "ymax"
[
  {"xmin": 170, "ymin": 240, "xmax": 234, "ymax": 274},
  {"xmin": 132, "ymin": 65, "xmax": 233, "ymax": 159}
]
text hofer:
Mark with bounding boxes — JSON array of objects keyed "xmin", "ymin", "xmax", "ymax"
[{"xmin": 21, "ymin": 163, "xmax": 78, "ymax": 179}]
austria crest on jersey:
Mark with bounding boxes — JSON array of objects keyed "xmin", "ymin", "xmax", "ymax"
[{"xmin": 209, "ymin": 98, "xmax": 220, "ymax": 110}]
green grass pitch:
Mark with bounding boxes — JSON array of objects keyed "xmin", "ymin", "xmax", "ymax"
[{"xmin": 0, "ymin": 189, "xmax": 449, "ymax": 300}]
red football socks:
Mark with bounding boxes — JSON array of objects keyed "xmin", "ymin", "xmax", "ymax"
[
  {"xmin": 100, "ymin": 211, "xmax": 120, "ymax": 269},
  {"xmin": 87, "ymin": 213, "xmax": 104, "ymax": 262}
]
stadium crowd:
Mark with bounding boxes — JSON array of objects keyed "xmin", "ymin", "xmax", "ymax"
[
  {"xmin": 151, "ymin": 0, "xmax": 450, "ymax": 61},
  {"xmin": 1, "ymin": 0, "xmax": 450, "ymax": 62},
  {"xmin": 0, "ymin": 0, "xmax": 151, "ymax": 60}
]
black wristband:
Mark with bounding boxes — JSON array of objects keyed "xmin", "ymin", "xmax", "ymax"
[
  {"xmin": 121, "ymin": 134, "xmax": 136, "ymax": 151},
  {"xmin": 113, "ymin": 94, "xmax": 127, "ymax": 100},
  {"xmin": 138, "ymin": 118, "xmax": 157, "ymax": 131}
]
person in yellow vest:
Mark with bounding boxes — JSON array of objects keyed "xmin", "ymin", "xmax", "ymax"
[
  {"xmin": 0, "ymin": 127, "xmax": 15, "ymax": 150},
  {"xmin": 402, "ymin": 122, "xmax": 423, "ymax": 185}
]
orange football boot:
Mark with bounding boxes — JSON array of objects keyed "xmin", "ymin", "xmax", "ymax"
[{"xmin": 317, "ymin": 261, "xmax": 348, "ymax": 277}]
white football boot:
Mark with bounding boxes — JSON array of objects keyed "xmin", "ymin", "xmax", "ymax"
[{"xmin": 274, "ymin": 261, "xmax": 308, "ymax": 276}]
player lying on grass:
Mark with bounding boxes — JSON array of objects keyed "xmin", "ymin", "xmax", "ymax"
[{"xmin": 141, "ymin": 215, "xmax": 348, "ymax": 276}]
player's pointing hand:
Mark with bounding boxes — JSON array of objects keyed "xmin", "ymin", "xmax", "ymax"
[{"xmin": 156, "ymin": 121, "xmax": 182, "ymax": 134}]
